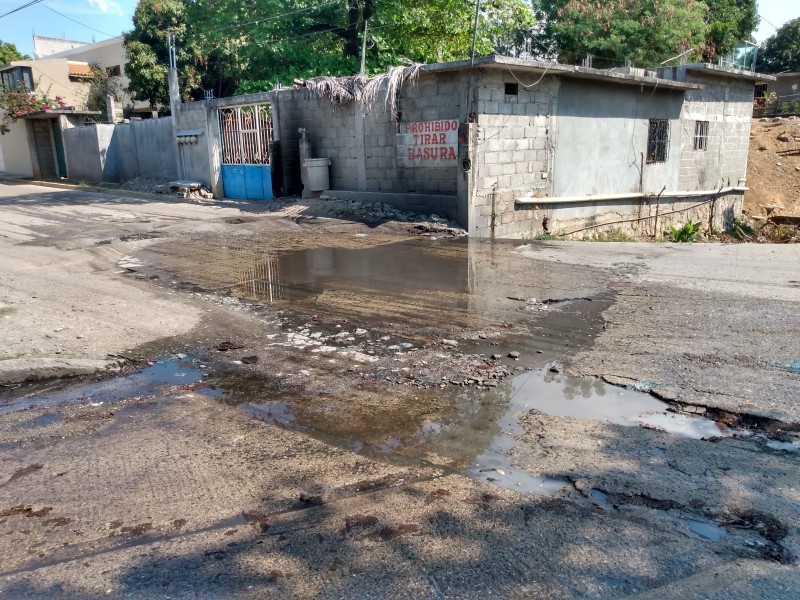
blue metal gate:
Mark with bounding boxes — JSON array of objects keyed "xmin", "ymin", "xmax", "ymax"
[{"xmin": 219, "ymin": 104, "xmax": 273, "ymax": 200}]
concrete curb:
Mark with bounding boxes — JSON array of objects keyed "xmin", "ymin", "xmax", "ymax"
[{"xmin": 0, "ymin": 358, "xmax": 120, "ymax": 385}]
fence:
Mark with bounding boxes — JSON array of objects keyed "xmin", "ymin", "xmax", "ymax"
[{"xmin": 63, "ymin": 117, "xmax": 178, "ymax": 183}]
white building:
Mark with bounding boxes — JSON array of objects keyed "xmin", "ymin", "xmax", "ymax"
[{"xmin": 33, "ymin": 35, "xmax": 153, "ymax": 120}]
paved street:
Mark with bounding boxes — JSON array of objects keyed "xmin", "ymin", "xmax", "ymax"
[{"xmin": 0, "ymin": 182, "xmax": 798, "ymax": 599}]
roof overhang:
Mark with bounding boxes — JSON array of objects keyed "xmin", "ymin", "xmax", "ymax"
[
  {"xmin": 421, "ymin": 55, "xmax": 702, "ymax": 91},
  {"xmin": 678, "ymin": 63, "xmax": 776, "ymax": 82},
  {"xmin": 19, "ymin": 109, "xmax": 101, "ymax": 120}
]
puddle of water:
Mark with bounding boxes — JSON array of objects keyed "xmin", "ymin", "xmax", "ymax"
[
  {"xmin": 150, "ymin": 238, "xmax": 607, "ymax": 331},
  {"xmin": 683, "ymin": 518, "xmax": 727, "ymax": 541},
  {"xmin": 582, "ymin": 488, "xmax": 727, "ymax": 542},
  {"xmin": 224, "ymin": 365, "xmax": 737, "ymax": 498},
  {"xmin": 506, "ymin": 369, "xmax": 729, "ymax": 440},
  {"xmin": 0, "ymin": 357, "xmax": 220, "ymax": 417},
  {"xmin": 765, "ymin": 439, "xmax": 800, "ymax": 452}
]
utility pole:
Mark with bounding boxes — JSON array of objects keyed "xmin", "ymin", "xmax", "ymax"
[
  {"xmin": 470, "ymin": 0, "xmax": 481, "ymax": 66},
  {"xmin": 360, "ymin": 19, "xmax": 368, "ymax": 75}
]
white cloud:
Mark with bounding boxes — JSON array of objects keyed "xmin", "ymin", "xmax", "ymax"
[{"xmin": 87, "ymin": 0, "xmax": 124, "ymax": 16}]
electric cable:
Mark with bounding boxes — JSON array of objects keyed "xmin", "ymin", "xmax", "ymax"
[
  {"xmin": 0, "ymin": 0, "xmax": 43, "ymax": 20},
  {"xmin": 41, "ymin": 5, "xmax": 116, "ymax": 38}
]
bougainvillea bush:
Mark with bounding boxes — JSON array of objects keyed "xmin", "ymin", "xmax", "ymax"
[{"xmin": 0, "ymin": 89, "xmax": 66, "ymax": 134}]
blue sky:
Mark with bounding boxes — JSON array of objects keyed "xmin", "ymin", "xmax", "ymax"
[{"xmin": 0, "ymin": 0, "xmax": 796, "ymax": 58}]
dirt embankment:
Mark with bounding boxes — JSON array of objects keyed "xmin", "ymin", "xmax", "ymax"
[{"xmin": 745, "ymin": 117, "xmax": 800, "ymax": 217}]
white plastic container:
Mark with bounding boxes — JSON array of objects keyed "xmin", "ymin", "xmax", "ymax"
[{"xmin": 303, "ymin": 158, "xmax": 331, "ymax": 191}]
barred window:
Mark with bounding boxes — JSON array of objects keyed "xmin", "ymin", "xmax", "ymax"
[
  {"xmin": 647, "ymin": 119, "xmax": 669, "ymax": 163},
  {"xmin": 694, "ymin": 120, "xmax": 709, "ymax": 151}
]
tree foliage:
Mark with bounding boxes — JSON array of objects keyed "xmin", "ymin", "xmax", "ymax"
[
  {"xmin": 536, "ymin": 0, "xmax": 758, "ymax": 66},
  {"xmin": 124, "ymin": 0, "xmax": 537, "ymax": 100},
  {"xmin": 0, "ymin": 90, "xmax": 65, "ymax": 134},
  {"xmin": 704, "ymin": 0, "xmax": 758, "ymax": 60},
  {"xmin": 0, "ymin": 39, "xmax": 29, "ymax": 65},
  {"xmin": 758, "ymin": 17, "xmax": 800, "ymax": 73},
  {"xmin": 536, "ymin": 0, "xmax": 709, "ymax": 67}
]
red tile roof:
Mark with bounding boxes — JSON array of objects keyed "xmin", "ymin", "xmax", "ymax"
[{"xmin": 67, "ymin": 62, "xmax": 94, "ymax": 77}]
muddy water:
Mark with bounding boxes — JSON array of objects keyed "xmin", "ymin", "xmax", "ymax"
[
  {"xmin": 138, "ymin": 237, "xmax": 604, "ymax": 329},
  {"xmin": 239, "ymin": 367, "xmax": 736, "ymax": 497},
  {"xmin": 7, "ymin": 238, "xmax": 745, "ymax": 498},
  {"xmin": 0, "ymin": 358, "xmax": 220, "ymax": 417}
]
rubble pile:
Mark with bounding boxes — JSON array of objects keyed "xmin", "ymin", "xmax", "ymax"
[{"xmin": 319, "ymin": 194, "xmax": 467, "ymax": 236}]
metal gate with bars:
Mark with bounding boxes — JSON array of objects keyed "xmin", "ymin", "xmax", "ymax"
[{"xmin": 219, "ymin": 104, "xmax": 274, "ymax": 200}]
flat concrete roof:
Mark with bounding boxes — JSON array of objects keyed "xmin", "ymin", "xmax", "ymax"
[
  {"xmin": 422, "ymin": 55, "xmax": 702, "ymax": 91},
  {"xmin": 680, "ymin": 63, "xmax": 775, "ymax": 82},
  {"xmin": 20, "ymin": 109, "xmax": 101, "ymax": 119}
]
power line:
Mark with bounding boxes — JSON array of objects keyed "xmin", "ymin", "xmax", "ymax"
[
  {"xmin": 198, "ymin": 0, "xmax": 340, "ymax": 36},
  {"xmin": 0, "ymin": 0, "xmax": 44, "ymax": 20},
  {"xmin": 42, "ymin": 5, "xmax": 116, "ymax": 38},
  {"xmin": 758, "ymin": 14, "xmax": 800, "ymax": 48}
]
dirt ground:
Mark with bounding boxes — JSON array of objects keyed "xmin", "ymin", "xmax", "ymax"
[
  {"xmin": 0, "ymin": 181, "xmax": 799, "ymax": 599},
  {"xmin": 745, "ymin": 117, "xmax": 800, "ymax": 217}
]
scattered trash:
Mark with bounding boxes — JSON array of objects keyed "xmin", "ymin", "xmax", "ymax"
[{"xmin": 774, "ymin": 360, "xmax": 800, "ymax": 374}]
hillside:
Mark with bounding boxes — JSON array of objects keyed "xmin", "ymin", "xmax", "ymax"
[{"xmin": 745, "ymin": 117, "xmax": 800, "ymax": 217}]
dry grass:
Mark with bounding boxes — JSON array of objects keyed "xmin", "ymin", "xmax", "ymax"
[{"xmin": 299, "ymin": 62, "xmax": 422, "ymax": 119}]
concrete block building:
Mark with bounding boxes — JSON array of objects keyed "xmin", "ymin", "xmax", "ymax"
[
  {"xmin": 260, "ymin": 56, "xmax": 772, "ymax": 238},
  {"xmin": 46, "ymin": 55, "xmax": 772, "ymax": 239}
]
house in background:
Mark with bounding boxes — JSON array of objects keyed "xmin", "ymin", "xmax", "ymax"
[
  {"xmin": 0, "ymin": 58, "xmax": 99, "ymax": 178},
  {"xmin": 33, "ymin": 35, "xmax": 153, "ymax": 121}
]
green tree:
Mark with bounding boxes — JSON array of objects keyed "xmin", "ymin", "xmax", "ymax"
[
  {"xmin": 123, "ymin": 0, "xmax": 235, "ymax": 108},
  {"xmin": 123, "ymin": 0, "xmax": 188, "ymax": 108},
  {"xmin": 0, "ymin": 39, "xmax": 29, "ymax": 65},
  {"xmin": 704, "ymin": 0, "xmax": 758, "ymax": 59},
  {"xmin": 758, "ymin": 17, "xmax": 800, "ymax": 73},
  {"xmin": 125, "ymin": 0, "xmax": 537, "ymax": 99},
  {"xmin": 536, "ymin": 0, "xmax": 709, "ymax": 67},
  {"xmin": 187, "ymin": 0, "xmax": 537, "ymax": 94}
]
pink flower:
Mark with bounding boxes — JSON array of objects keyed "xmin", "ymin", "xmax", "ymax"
[{"xmin": 43, "ymin": 105, "xmax": 51, "ymax": 110}]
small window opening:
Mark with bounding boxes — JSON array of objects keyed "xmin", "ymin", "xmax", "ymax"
[
  {"xmin": 646, "ymin": 119, "xmax": 669, "ymax": 163},
  {"xmin": 754, "ymin": 83, "xmax": 767, "ymax": 99},
  {"xmin": 504, "ymin": 82, "xmax": 518, "ymax": 96},
  {"xmin": 693, "ymin": 120, "xmax": 709, "ymax": 151},
  {"xmin": 106, "ymin": 65, "xmax": 121, "ymax": 77}
]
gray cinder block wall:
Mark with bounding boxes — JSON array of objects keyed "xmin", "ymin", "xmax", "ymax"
[
  {"xmin": 271, "ymin": 71, "xmax": 469, "ymax": 220},
  {"xmin": 468, "ymin": 70, "xmax": 560, "ymax": 237},
  {"xmin": 63, "ymin": 117, "xmax": 178, "ymax": 183}
]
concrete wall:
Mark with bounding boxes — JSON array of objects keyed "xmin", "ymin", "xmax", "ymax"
[
  {"xmin": 172, "ymin": 102, "xmax": 215, "ymax": 185},
  {"xmin": 0, "ymin": 120, "xmax": 34, "ymax": 177},
  {"xmin": 552, "ymin": 79, "xmax": 684, "ymax": 197},
  {"xmin": 468, "ymin": 69, "xmax": 560, "ymax": 237},
  {"xmin": 767, "ymin": 74, "xmax": 800, "ymax": 100},
  {"xmin": 275, "ymin": 90, "xmax": 356, "ymax": 194},
  {"xmin": 677, "ymin": 74, "xmax": 754, "ymax": 190},
  {"xmin": 272, "ymin": 70, "xmax": 468, "ymax": 219},
  {"xmin": 532, "ymin": 193, "xmax": 741, "ymax": 240},
  {"xmin": 63, "ymin": 117, "xmax": 177, "ymax": 183}
]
